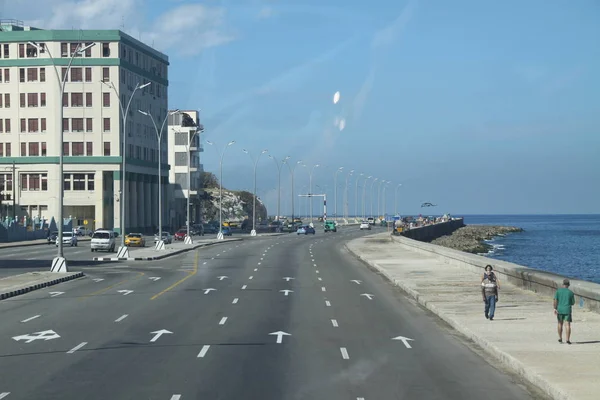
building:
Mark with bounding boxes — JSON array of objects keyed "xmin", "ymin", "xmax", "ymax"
[
  {"xmin": 0, "ymin": 20, "xmax": 169, "ymax": 234},
  {"xmin": 167, "ymin": 110, "xmax": 203, "ymax": 230}
]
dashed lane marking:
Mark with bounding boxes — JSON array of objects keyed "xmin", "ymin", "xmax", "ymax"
[
  {"xmin": 340, "ymin": 347, "xmax": 350, "ymax": 359},
  {"xmin": 325, "ymin": 300, "xmax": 331, "ymax": 307},
  {"xmin": 67, "ymin": 342, "xmax": 87, "ymax": 354},
  {"xmin": 232, "ymin": 298, "xmax": 239, "ymax": 304},
  {"xmin": 331, "ymin": 319, "xmax": 338, "ymax": 327},
  {"xmin": 197, "ymin": 345, "xmax": 210, "ymax": 358},
  {"xmin": 115, "ymin": 314, "xmax": 128, "ymax": 322},
  {"xmin": 21, "ymin": 315, "xmax": 40, "ymax": 323},
  {"xmin": 219, "ymin": 317, "xmax": 228, "ymax": 325}
]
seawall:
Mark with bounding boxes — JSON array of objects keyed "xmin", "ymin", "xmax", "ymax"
[
  {"xmin": 400, "ymin": 218, "xmax": 465, "ymax": 242},
  {"xmin": 391, "ymin": 234, "xmax": 600, "ymax": 313}
]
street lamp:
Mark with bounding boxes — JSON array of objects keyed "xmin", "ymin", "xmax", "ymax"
[
  {"xmin": 395, "ymin": 183, "xmax": 403, "ymax": 215},
  {"xmin": 268, "ymin": 155, "xmax": 290, "ymax": 224},
  {"xmin": 283, "ymin": 159, "xmax": 303, "ymax": 225},
  {"xmin": 382, "ymin": 181, "xmax": 391, "ymax": 220},
  {"xmin": 138, "ymin": 109, "xmax": 181, "ymax": 248},
  {"xmin": 354, "ymin": 173, "xmax": 363, "ymax": 221},
  {"xmin": 102, "ymin": 80, "xmax": 150, "ymax": 251},
  {"xmin": 206, "ymin": 140, "xmax": 235, "ymax": 238},
  {"xmin": 377, "ymin": 179, "xmax": 385, "ymax": 218},
  {"xmin": 308, "ymin": 164, "xmax": 319, "ymax": 223},
  {"xmin": 29, "ymin": 40, "xmax": 95, "ymax": 269},
  {"xmin": 362, "ymin": 176, "xmax": 372, "ymax": 219},
  {"xmin": 243, "ymin": 149, "xmax": 268, "ymax": 235},
  {"xmin": 333, "ymin": 167, "xmax": 343, "ymax": 222},
  {"xmin": 369, "ymin": 178, "xmax": 379, "ymax": 218},
  {"xmin": 344, "ymin": 170, "xmax": 354, "ymax": 221}
]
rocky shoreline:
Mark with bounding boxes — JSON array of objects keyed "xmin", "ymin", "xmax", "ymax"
[{"xmin": 431, "ymin": 225, "xmax": 523, "ymax": 254}]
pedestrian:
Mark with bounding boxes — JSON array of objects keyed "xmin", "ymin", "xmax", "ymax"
[
  {"xmin": 481, "ymin": 265, "xmax": 499, "ymax": 320},
  {"xmin": 554, "ymin": 278, "xmax": 575, "ymax": 344}
]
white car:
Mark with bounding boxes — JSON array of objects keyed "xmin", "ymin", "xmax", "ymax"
[
  {"xmin": 56, "ymin": 231, "xmax": 78, "ymax": 247},
  {"xmin": 360, "ymin": 222, "xmax": 371, "ymax": 230},
  {"xmin": 91, "ymin": 230, "xmax": 116, "ymax": 252},
  {"xmin": 154, "ymin": 231, "xmax": 173, "ymax": 244}
]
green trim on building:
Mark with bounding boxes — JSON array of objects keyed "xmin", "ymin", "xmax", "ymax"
[
  {"xmin": 0, "ymin": 156, "xmax": 170, "ymax": 171},
  {"xmin": 0, "ymin": 29, "xmax": 168, "ymax": 63},
  {"xmin": 0, "ymin": 58, "xmax": 168, "ymax": 86}
]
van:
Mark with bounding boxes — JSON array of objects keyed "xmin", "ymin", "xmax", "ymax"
[{"xmin": 91, "ymin": 230, "xmax": 116, "ymax": 252}]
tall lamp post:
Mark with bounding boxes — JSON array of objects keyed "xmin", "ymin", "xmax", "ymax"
[
  {"xmin": 382, "ymin": 181, "xmax": 391, "ymax": 221},
  {"xmin": 102, "ymin": 80, "xmax": 150, "ymax": 251},
  {"xmin": 343, "ymin": 170, "xmax": 354, "ymax": 221},
  {"xmin": 362, "ymin": 175, "xmax": 372, "ymax": 219},
  {"xmin": 138, "ymin": 109, "xmax": 180, "ymax": 249},
  {"xmin": 333, "ymin": 167, "xmax": 343, "ymax": 222},
  {"xmin": 395, "ymin": 183, "xmax": 403, "ymax": 215},
  {"xmin": 377, "ymin": 179, "xmax": 385, "ymax": 219},
  {"xmin": 283, "ymin": 159, "xmax": 303, "ymax": 225},
  {"xmin": 308, "ymin": 164, "xmax": 319, "ymax": 223},
  {"xmin": 243, "ymin": 149, "xmax": 268, "ymax": 236},
  {"xmin": 268, "ymin": 155, "xmax": 290, "ymax": 223},
  {"xmin": 354, "ymin": 173, "xmax": 363, "ymax": 221},
  {"xmin": 29, "ymin": 40, "xmax": 95, "ymax": 270},
  {"xmin": 206, "ymin": 140, "xmax": 235, "ymax": 239},
  {"xmin": 369, "ymin": 178, "xmax": 379, "ymax": 218}
]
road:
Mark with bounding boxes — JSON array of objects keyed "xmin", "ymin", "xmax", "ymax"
[{"xmin": 0, "ymin": 226, "xmax": 544, "ymax": 399}]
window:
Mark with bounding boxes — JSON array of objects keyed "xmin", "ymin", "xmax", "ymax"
[
  {"xmin": 128, "ymin": 144, "xmax": 134, "ymax": 158},
  {"xmin": 28, "ymin": 93, "xmax": 38, "ymax": 107},
  {"xmin": 71, "ymin": 92, "xmax": 83, "ymax": 107},
  {"xmin": 175, "ymin": 152, "xmax": 187, "ymax": 166},
  {"xmin": 102, "ymin": 92, "xmax": 110, "ymax": 107},
  {"xmin": 41, "ymin": 118, "xmax": 46, "ymax": 132},
  {"xmin": 4, "ymin": 119, "xmax": 10, "ymax": 133},
  {"xmin": 28, "ymin": 119, "xmax": 39, "ymax": 132},
  {"xmin": 85, "ymin": 67, "xmax": 92, "ymax": 82},
  {"xmin": 21, "ymin": 142, "xmax": 26, "ymax": 156},
  {"xmin": 0, "ymin": 144, "xmax": 3, "ymax": 157},
  {"xmin": 39, "ymin": 68, "xmax": 46, "ymax": 82},
  {"xmin": 71, "ymin": 67, "xmax": 82, "ymax": 82},
  {"xmin": 87, "ymin": 174, "xmax": 95, "ymax": 190},
  {"xmin": 73, "ymin": 174, "xmax": 86, "ymax": 190},
  {"xmin": 4, "ymin": 94, "xmax": 9, "ymax": 108},
  {"xmin": 63, "ymin": 142, "xmax": 70, "ymax": 156},
  {"xmin": 21, "ymin": 173, "xmax": 44, "ymax": 191},
  {"xmin": 19, "ymin": 44, "xmax": 25, "ymax": 58},
  {"xmin": 103, "ymin": 118, "xmax": 110, "ymax": 132},
  {"xmin": 61, "ymin": 67, "xmax": 68, "ymax": 81},
  {"xmin": 0, "ymin": 95, "xmax": 2, "ymax": 107},
  {"xmin": 0, "ymin": 173, "xmax": 13, "ymax": 193},
  {"xmin": 86, "ymin": 92, "xmax": 92, "ymax": 107},
  {"xmin": 40, "ymin": 93, "xmax": 46, "ymax": 107},
  {"xmin": 5, "ymin": 142, "xmax": 10, "ymax": 155},
  {"xmin": 63, "ymin": 118, "xmax": 69, "ymax": 132},
  {"xmin": 62, "ymin": 93, "xmax": 68, "ymax": 107},
  {"xmin": 27, "ymin": 68, "xmax": 38, "ymax": 81},
  {"xmin": 3, "ymin": 44, "xmax": 8, "ymax": 58},
  {"xmin": 0, "ymin": 120, "xmax": 2, "ymax": 132},
  {"xmin": 3, "ymin": 68, "xmax": 8, "ymax": 82},
  {"xmin": 72, "ymin": 142, "xmax": 84, "ymax": 156},
  {"xmin": 85, "ymin": 43, "xmax": 92, "ymax": 57},
  {"xmin": 102, "ymin": 43, "xmax": 110, "ymax": 57},
  {"xmin": 20, "ymin": 119, "xmax": 26, "ymax": 133},
  {"xmin": 102, "ymin": 67, "xmax": 109, "ymax": 82},
  {"xmin": 0, "ymin": 69, "xmax": 2, "ymax": 83},
  {"xmin": 26, "ymin": 44, "xmax": 38, "ymax": 58},
  {"xmin": 19, "ymin": 68, "xmax": 25, "ymax": 82},
  {"xmin": 41, "ymin": 173, "xmax": 48, "ymax": 191},
  {"xmin": 29, "ymin": 142, "xmax": 39, "ymax": 156},
  {"xmin": 20, "ymin": 93, "xmax": 25, "ymax": 108},
  {"xmin": 103, "ymin": 142, "xmax": 111, "ymax": 156},
  {"xmin": 86, "ymin": 142, "xmax": 93, "ymax": 156},
  {"xmin": 70, "ymin": 43, "xmax": 79, "ymax": 57},
  {"xmin": 21, "ymin": 173, "xmax": 27, "ymax": 190},
  {"xmin": 63, "ymin": 173, "xmax": 71, "ymax": 190},
  {"xmin": 72, "ymin": 118, "xmax": 84, "ymax": 132},
  {"xmin": 41, "ymin": 142, "xmax": 46, "ymax": 156},
  {"xmin": 86, "ymin": 118, "xmax": 93, "ymax": 132},
  {"xmin": 61, "ymin": 43, "xmax": 68, "ymax": 57},
  {"xmin": 135, "ymin": 146, "xmax": 141, "ymax": 159}
]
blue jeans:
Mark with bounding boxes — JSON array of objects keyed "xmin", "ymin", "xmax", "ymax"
[{"xmin": 485, "ymin": 295, "xmax": 496, "ymax": 318}]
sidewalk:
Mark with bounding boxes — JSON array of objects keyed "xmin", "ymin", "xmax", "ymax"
[
  {"xmin": 0, "ymin": 237, "xmax": 91, "ymax": 249},
  {"xmin": 93, "ymin": 237, "xmax": 243, "ymax": 261},
  {"xmin": 0, "ymin": 271, "xmax": 84, "ymax": 300},
  {"xmin": 346, "ymin": 233, "xmax": 600, "ymax": 400}
]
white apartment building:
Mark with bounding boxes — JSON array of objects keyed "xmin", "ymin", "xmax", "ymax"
[
  {"xmin": 0, "ymin": 20, "xmax": 169, "ymax": 234},
  {"xmin": 167, "ymin": 110, "xmax": 203, "ymax": 230}
]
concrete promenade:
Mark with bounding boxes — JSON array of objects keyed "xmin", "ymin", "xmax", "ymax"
[{"xmin": 346, "ymin": 233, "xmax": 600, "ymax": 400}]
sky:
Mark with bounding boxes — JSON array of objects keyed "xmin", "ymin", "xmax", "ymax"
[{"xmin": 2, "ymin": 0, "xmax": 599, "ymax": 216}]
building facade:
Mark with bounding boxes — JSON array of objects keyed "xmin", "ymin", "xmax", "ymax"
[
  {"xmin": 0, "ymin": 20, "xmax": 169, "ymax": 234},
  {"xmin": 167, "ymin": 110, "xmax": 203, "ymax": 230}
]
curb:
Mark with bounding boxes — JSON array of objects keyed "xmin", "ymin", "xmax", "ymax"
[
  {"xmin": 0, "ymin": 272, "xmax": 84, "ymax": 301},
  {"xmin": 0, "ymin": 238, "xmax": 92, "ymax": 250},
  {"xmin": 92, "ymin": 238, "xmax": 244, "ymax": 262},
  {"xmin": 344, "ymin": 241, "xmax": 569, "ymax": 400}
]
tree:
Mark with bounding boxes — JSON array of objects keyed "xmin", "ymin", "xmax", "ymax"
[{"xmin": 201, "ymin": 172, "xmax": 219, "ymax": 189}]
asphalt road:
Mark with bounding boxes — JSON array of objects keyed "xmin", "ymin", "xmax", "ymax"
[{"xmin": 0, "ymin": 226, "xmax": 545, "ymax": 400}]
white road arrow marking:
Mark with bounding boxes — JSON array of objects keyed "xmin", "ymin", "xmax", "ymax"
[
  {"xmin": 115, "ymin": 314, "xmax": 128, "ymax": 322},
  {"xmin": 148, "ymin": 277, "xmax": 161, "ymax": 281},
  {"xmin": 117, "ymin": 290, "xmax": 133, "ymax": 296},
  {"xmin": 351, "ymin": 280, "xmax": 362, "ymax": 285},
  {"xmin": 217, "ymin": 276, "xmax": 228, "ymax": 281},
  {"xmin": 269, "ymin": 331, "xmax": 291, "ymax": 344},
  {"xmin": 21, "ymin": 315, "xmax": 40, "ymax": 323},
  {"xmin": 203, "ymin": 288, "xmax": 216, "ymax": 295},
  {"xmin": 92, "ymin": 278, "xmax": 104, "ymax": 282},
  {"xmin": 282, "ymin": 277, "xmax": 295, "ymax": 282},
  {"xmin": 150, "ymin": 329, "xmax": 173, "ymax": 342},
  {"xmin": 392, "ymin": 336, "xmax": 415, "ymax": 349},
  {"xmin": 12, "ymin": 330, "xmax": 60, "ymax": 343},
  {"xmin": 361, "ymin": 293, "xmax": 374, "ymax": 300},
  {"xmin": 280, "ymin": 290, "xmax": 293, "ymax": 296},
  {"xmin": 49, "ymin": 292, "xmax": 64, "ymax": 297},
  {"xmin": 197, "ymin": 345, "xmax": 210, "ymax": 358}
]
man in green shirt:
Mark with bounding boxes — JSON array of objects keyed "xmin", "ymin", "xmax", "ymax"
[{"xmin": 554, "ymin": 278, "xmax": 576, "ymax": 344}]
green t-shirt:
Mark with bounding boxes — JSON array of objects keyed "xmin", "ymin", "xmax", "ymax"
[{"xmin": 554, "ymin": 287, "xmax": 575, "ymax": 315}]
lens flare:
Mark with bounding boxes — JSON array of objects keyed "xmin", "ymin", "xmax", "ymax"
[{"xmin": 333, "ymin": 91, "xmax": 340, "ymax": 104}]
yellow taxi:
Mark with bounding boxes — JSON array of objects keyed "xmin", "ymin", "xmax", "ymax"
[{"xmin": 125, "ymin": 233, "xmax": 146, "ymax": 247}]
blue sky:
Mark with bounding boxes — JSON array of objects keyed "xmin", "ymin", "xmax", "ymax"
[{"xmin": 7, "ymin": 0, "xmax": 600, "ymax": 215}]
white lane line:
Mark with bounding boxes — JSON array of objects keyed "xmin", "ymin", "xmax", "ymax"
[
  {"xmin": 242, "ymin": 285, "xmax": 247, "ymax": 290},
  {"xmin": 170, "ymin": 396, "xmax": 182, "ymax": 400},
  {"xmin": 21, "ymin": 315, "xmax": 40, "ymax": 323},
  {"xmin": 219, "ymin": 317, "xmax": 228, "ymax": 325},
  {"xmin": 211, "ymin": 257, "xmax": 215, "ymax": 260},
  {"xmin": 316, "ymin": 270, "xmax": 319, "ymax": 273},
  {"xmin": 248, "ymin": 276, "xmax": 253, "ymax": 280},
  {"xmin": 311, "ymin": 259, "xmax": 315, "ymax": 262},
  {"xmin": 318, "ymin": 277, "xmax": 322, "ymax": 281},
  {"xmin": 0, "ymin": 393, "xmax": 10, "ymax": 399},
  {"xmin": 314, "ymin": 264, "xmax": 317, "ymax": 267},
  {"xmin": 197, "ymin": 345, "xmax": 210, "ymax": 358},
  {"xmin": 357, "ymin": 398, "xmax": 365, "ymax": 400},
  {"xmin": 258, "ymin": 262, "xmax": 261, "ymax": 265},
  {"xmin": 67, "ymin": 342, "xmax": 88, "ymax": 354},
  {"xmin": 321, "ymin": 286, "xmax": 326, "ymax": 292},
  {"xmin": 115, "ymin": 314, "xmax": 128, "ymax": 322},
  {"xmin": 232, "ymin": 298, "xmax": 239, "ymax": 304},
  {"xmin": 203, "ymin": 262, "xmax": 207, "ymax": 265},
  {"xmin": 254, "ymin": 268, "xmax": 258, "ymax": 271},
  {"xmin": 216, "ymin": 254, "xmax": 221, "ymax": 257},
  {"xmin": 325, "ymin": 300, "xmax": 331, "ymax": 307},
  {"xmin": 260, "ymin": 258, "xmax": 264, "ymax": 261},
  {"xmin": 340, "ymin": 347, "xmax": 350, "ymax": 359},
  {"xmin": 331, "ymin": 319, "xmax": 339, "ymax": 327}
]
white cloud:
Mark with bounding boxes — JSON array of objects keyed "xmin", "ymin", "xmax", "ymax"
[
  {"xmin": 257, "ymin": 6, "xmax": 275, "ymax": 19},
  {"xmin": 4, "ymin": 0, "xmax": 234, "ymax": 56}
]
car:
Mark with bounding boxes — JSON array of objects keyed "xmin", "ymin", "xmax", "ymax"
[
  {"xmin": 324, "ymin": 220, "xmax": 337, "ymax": 232},
  {"xmin": 154, "ymin": 231, "xmax": 173, "ymax": 244},
  {"xmin": 47, "ymin": 231, "xmax": 58, "ymax": 244},
  {"xmin": 125, "ymin": 233, "xmax": 145, "ymax": 247},
  {"xmin": 91, "ymin": 230, "xmax": 116, "ymax": 252},
  {"xmin": 221, "ymin": 227, "xmax": 233, "ymax": 236},
  {"xmin": 297, "ymin": 225, "xmax": 315, "ymax": 235},
  {"xmin": 360, "ymin": 221, "xmax": 371, "ymax": 230},
  {"xmin": 174, "ymin": 229, "xmax": 188, "ymax": 241},
  {"xmin": 56, "ymin": 231, "xmax": 78, "ymax": 247},
  {"xmin": 367, "ymin": 217, "xmax": 375, "ymax": 225},
  {"xmin": 296, "ymin": 226, "xmax": 306, "ymax": 235}
]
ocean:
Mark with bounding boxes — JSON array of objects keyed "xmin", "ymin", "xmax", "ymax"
[{"xmin": 462, "ymin": 215, "xmax": 600, "ymax": 284}]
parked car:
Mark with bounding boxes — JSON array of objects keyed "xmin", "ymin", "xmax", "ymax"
[
  {"xmin": 221, "ymin": 227, "xmax": 233, "ymax": 236},
  {"xmin": 360, "ymin": 221, "xmax": 371, "ymax": 230},
  {"xmin": 56, "ymin": 231, "xmax": 78, "ymax": 247},
  {"xmin": 91, "ymin": 230, "xmax": 116, "ymax": 252},
  {"xmin": 124, "ymin": 233, "xmax": 145, "ymax": 247},
  {"xmin": 174, "ymin": 229, "xmax": 188, "ymax": 241},
  {"xmin": 154, "ymin": 231, "xmax": 173, "ymax": 244}
]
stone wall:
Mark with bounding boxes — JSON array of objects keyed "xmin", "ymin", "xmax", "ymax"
[{"xmin": 400, "ymin": 218, "xmax": 465, "ymax": 242}]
